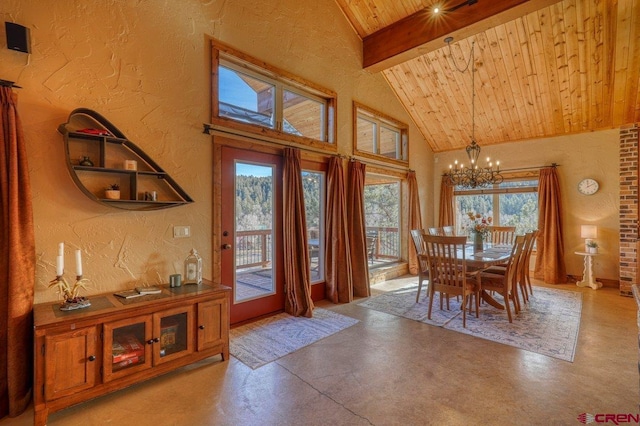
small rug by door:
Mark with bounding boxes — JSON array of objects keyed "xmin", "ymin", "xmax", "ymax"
[
  {"xmin": 230, "ymin": 308, "xmax": 359, "ymax": 369},
  {"xmin": 358, "ymin": 285, "xmax": 582, "ymax": 362}
]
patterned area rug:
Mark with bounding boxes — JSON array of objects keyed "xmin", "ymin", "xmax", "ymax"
[
  {"xmin": 359, "ymin": 285, "xmax": 582, "ymax": 362},
  {"xmin": 230, "ymin": 308, "xmax": 359, "ymax": 369},
  {"xmin": 359, "ymin": 287, "xmax": 463, "ymax": 326}
]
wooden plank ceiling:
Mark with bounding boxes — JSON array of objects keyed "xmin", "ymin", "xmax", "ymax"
[{"xmin": 334, "ymin": 0, "xmax": 640, "ymax": 152}]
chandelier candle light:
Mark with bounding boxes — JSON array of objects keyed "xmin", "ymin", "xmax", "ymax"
[{"xmin": 443, "ymin": 38, "xmax": 504, "ymax": 189}]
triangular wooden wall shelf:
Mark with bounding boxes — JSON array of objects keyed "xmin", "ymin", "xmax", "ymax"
[{"xmin": 58, "ymin": 108, "xmax": 193, "ymax": 210}]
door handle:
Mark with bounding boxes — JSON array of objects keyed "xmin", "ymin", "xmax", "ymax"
[{"xmin": 222, "ymin": 243, "xmax": 232, "ymax": 250}]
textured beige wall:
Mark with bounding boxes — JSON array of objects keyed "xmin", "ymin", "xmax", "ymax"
[
  {"xmin": 0, "ymin": 0, "xmax": 431, "ymax": 303},
  {"xmin": 433, "ymin": 129, "xmax": 620, "ymax": 281}
]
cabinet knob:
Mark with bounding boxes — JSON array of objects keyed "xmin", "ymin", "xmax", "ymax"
[
  {"xmin": 199, "ymin": 325, "xmax": 205, "ymax": 330},
  {"xmin": 154, "ymin": 337, "xmax": 160, "ymax": 343},
  {"xmin": 147, "ymin": 339, "xmax": 155, "ymax": 345},
  {"xmin": 222, "ymin": 243, "xmax": 232, "ymax": 250},
  {"xmin": 88, "ymin": 355, "xmax": 96, "ymax": 362}
]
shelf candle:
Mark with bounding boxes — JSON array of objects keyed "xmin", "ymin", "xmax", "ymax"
[
  {"xmin": 75, "ymin": 249, "xmax": 83, "ymax": 277},
  {"xmin": 56, "ymin": 255, "xmax": 64, "ymax": 276}
]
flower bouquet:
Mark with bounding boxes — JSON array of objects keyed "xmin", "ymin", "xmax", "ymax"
[{"xmin": 464, "ymin": 212, "xmax": 492, "ymax": 240}]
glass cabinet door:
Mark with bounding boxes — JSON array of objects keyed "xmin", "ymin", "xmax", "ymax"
[
  {"xmin": 153, "ymin": 305, "xmax": 194, "ymax": 365},
  {"xmin": 103, "ymin": 315, "xmax": 153, "ymax": 382}
]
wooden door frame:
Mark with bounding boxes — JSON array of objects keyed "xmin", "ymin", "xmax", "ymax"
[{"xmin": 212, "ymin": 135, "xmax": 332, "ymax": 316}]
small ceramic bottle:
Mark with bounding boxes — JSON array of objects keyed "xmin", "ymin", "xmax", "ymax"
[{"xmin": 183, "ymin": 248, "xmax": 202, "ymax": 285}]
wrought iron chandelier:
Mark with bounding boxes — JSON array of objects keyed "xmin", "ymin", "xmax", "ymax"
[{"xmin": 444, "ymin": 38, "xmax": 503, "ymax": 189}]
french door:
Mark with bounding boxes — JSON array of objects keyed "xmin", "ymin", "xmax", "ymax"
[{"xmin": 220, "ymin": 146, "xmax": 284, "ymax": 324}]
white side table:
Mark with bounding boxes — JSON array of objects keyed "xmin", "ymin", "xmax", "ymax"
[{"xmin": 575, "ymin": 251, "xmax": 603, "ymax": 290}]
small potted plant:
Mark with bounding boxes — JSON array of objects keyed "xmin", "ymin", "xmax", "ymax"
[
  {"xmin": 104, "ymin": 183, "xmax": 121, "ymax": 200},
  {"xmin": 586, "ymin": 240, "xmax": 598, "ymax": 254}
]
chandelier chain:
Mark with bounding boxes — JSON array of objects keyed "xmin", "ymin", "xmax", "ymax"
[{"xmin": 444, "ymin": 40, "xmax": 502, "ymax": 189}]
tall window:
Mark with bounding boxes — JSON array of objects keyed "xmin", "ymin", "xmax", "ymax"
[
  {"xmin": 302, "ymin": 170, "xmax": 325, "ymax": 283},
  {"xmin": 364, "ymin": 174, "xmax": 401, "ymax": 266},
  {"xmin": 212, "ymin": 40, "xmax": 337, "ymax": 148},
  {"xmin": 455, "ymin": 179, "xmax": 539, "ymax": 235},
  {"xmin": 354, "ymin": 103, "xmax": 408, "ymax": 164}
]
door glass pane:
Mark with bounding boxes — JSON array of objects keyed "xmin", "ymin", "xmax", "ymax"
[
  {"xmin": 364, "ymin": 175, "xmax": 401, "ymax": 266},
  {"xmin": 112, "ymin": 323, "xmax": 146, "ymax": 372},
  {"xmin": 283, "ymin": 90, "xmax": 325, "ymax": 140},
  {"xmin": 160, "ymin": 313, "xmax": 188, "ymax": 358},
  {"xmin": 219, "ymin": 65, "xmax": 275, "ymax": 128},
  {"xmin": 234, "ymin": 162, "xmax": 275, "ymax": 303},
  {"xmin": 302, "ymin": 170, "xmax": 324, "ymax": 283}
]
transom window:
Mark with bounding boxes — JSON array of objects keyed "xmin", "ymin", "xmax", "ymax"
[
  {"xmin": 354, "ymin": 103, "xmax": 408, "ymax": 164},
  {"xmin": 212, "ymin": 40, "xmax": 336, "ymax": 148},
  {"xmin": 454, "ymin": 178, "xmax": 539, "ymax": 236}
]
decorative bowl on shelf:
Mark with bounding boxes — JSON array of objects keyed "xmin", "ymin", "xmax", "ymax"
[{"xmin": 105, "ymin": 184, "xmax": 121, "ymax": 200}]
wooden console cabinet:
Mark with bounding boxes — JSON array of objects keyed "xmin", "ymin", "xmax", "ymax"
[{"xmin": 33, "ymin": 280, "xmax": 230, "ymax": 426}]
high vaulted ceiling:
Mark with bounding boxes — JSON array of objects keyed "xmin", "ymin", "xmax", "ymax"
[{"xmin": 334, "ymin": 0, "xmax": 640, "ymax": 152}]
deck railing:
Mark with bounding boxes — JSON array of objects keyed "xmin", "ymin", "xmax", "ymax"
[
  {"xmin": 366, "ymin": 226, "xmax": 400, "ymax": 260},
  {"xmin": 235, "ymin": 226, "xmax": 399, "ymax": 269},
  {"xmin": 236, "ymin": 229, "xmax": 272, "ymax": 270}
]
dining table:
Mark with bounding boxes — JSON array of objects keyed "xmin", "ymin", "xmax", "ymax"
[{"xmin": 461, "ymin": 243, "xmax": 514, "ymax": 310}]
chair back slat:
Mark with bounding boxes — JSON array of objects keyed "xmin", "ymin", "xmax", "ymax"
[
  {"xmin": 488, "ymin": 226, "xmax": 516, "ymax": 245},
  {"xmin": 442, "ymin": 226, "xmax": 455, "ymax": 236},
  {"xmin": 423, "ymin": 235, "xmax": 467, "ymax": 291}
]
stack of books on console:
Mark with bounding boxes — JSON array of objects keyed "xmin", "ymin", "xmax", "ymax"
[
  {"xmin": 114, "ymin": 286, "xmax": 163, "ymax": 299},
  {"xmin": 112, "ymin": 333, "xmax": 145, "ymax": 368}
]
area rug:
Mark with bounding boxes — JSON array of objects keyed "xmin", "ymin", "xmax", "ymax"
[
  {"xmin": 230, "ymin": 308, "xmax": 359, "ymax": 369},
  {"xmin": 358, "ymin": 285, "xmax": 582, "ymax": 362},
  {"xmin": 359, "ymin": 287, "xmax": 463, "ymax": 326}
]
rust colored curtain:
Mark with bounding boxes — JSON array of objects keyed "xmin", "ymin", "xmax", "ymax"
[
  {"xmin": 282, "ymin": 148, "xmax": 314, "ymax": 317},
  {"xmin": 407, "ymin": 171, "xmax": 423, "ymax": 275},
  {"xmin": 347, "ymin": 160, "xmax": 370, "ymax": 297},
  {"xmin": 534, "ymin": 166, "xmax": 567, "ymax": 283},
  {"xmin": 325, "ymin": 157, "xmax": 353, "ymax": 303},
  {"xmin": 439, "ymin": 177, "xmax": 454, "ymax": 227},
  {"xmin": 0, "ymin": 87, "xmax": 34, "ymax": 418}
]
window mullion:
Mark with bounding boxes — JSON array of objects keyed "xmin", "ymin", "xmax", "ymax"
[{"xmin": 275, "ymin": 84, "xmax": 283, "ymax": 131}]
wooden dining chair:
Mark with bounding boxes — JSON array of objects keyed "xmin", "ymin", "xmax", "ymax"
[
  {"xmin": 514, "ymin": 231, "xmax": 537, "ymax": 304},
  {"xmin": 423, "ymin": 235, "xmax": 479, "ymax": 328},
  {"xmin": 484, "ymin": 231, "xmax": 535, "ymax": 309},
  {"xmin": 427, "ymin": 227, "xmax": 445, "ymax": 236},
  {"xmin": 442, "ymin": 226, "xmax": 455, "ymax": 236},
  {"xmin": 488, "ymin": 226, "xmax": 516, "ymax": 245},
  {"xmin": 523, "ymin": 229, "xmax": 539, "ymax": 297},
  {"xmin": 478, "ymin": 234, "xmax": 526, "ymax": 323},
  {"xmin": 410, "ymin": 229, "xmax": 429, "ymax": 302}
]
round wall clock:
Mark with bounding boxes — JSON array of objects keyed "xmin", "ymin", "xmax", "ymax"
[{"xmin": 578, "ymin": 178, "xmax": 599, "ymax": 195}]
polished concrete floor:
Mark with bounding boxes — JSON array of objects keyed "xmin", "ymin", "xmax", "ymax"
[{"xmin": 2, "ymin": 276, "xmax": 638, "ymax": 426}]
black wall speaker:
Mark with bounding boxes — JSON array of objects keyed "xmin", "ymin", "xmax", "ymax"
[{"xmin": 5, "ymin": 22, "xmax": 31, "ymax": 54}]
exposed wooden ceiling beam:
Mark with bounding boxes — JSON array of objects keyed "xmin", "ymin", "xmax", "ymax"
[{"xmin": 363, "ymin": 0, "xmax": 562, "ymax": 72}]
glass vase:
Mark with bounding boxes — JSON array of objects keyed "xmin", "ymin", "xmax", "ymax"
[{"xmin": 473, "ymin": 232, "xmax": 483, "ymax": 252}]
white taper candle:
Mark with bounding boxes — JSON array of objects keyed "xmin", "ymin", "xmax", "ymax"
[
  {"xmin": 75, "ymin": 249, "xmax": 83, "ymax": 277},
  {"xmin": 56, "ymin": 255, "xmax": 64, "ymax": 276}
]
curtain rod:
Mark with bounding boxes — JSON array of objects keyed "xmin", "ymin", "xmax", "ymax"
[
  {"xmin": 0, "ymin": 79, "xmax": 22, "ymax": 88},
  {"xmin": 204, "ymin": 123, "xmax": 412, "ymax": 173},
  {"xmin": 348, "ymin": 155, "xmax": 410, "ymax": 173},
  {"xmin": 204, "ymin": 123, "xmax": 341, "ymax": 158},
  {"xmin": 440, "ymin": 163, "xmax": 560, "ymax": 176}
]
